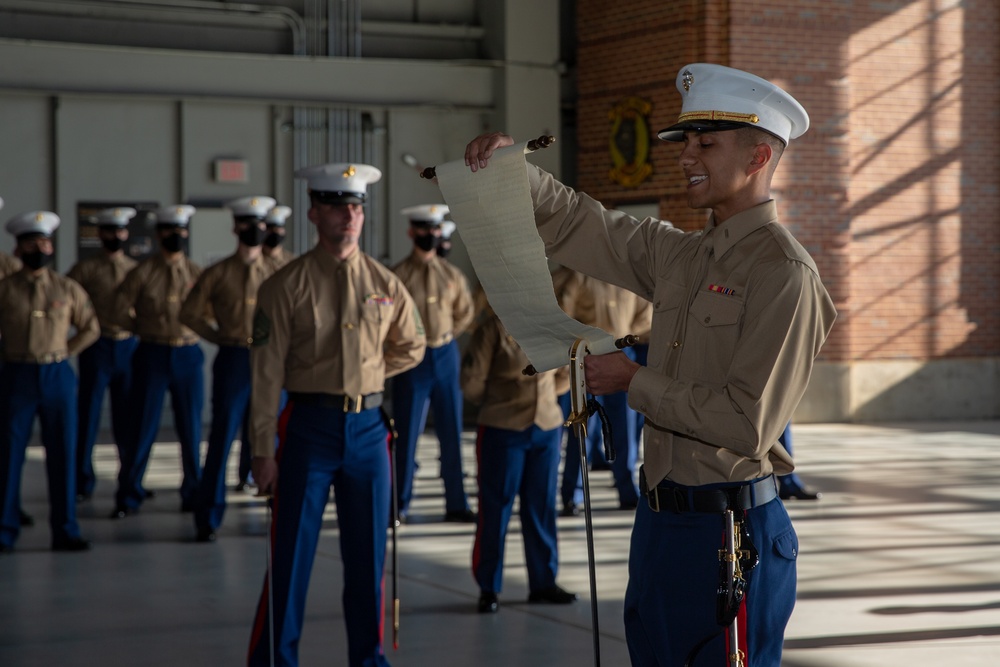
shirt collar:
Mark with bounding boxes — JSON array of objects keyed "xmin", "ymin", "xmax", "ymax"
[{"xmin": 703, "ymin": 200, "xmax": 778, "ymax": 258}]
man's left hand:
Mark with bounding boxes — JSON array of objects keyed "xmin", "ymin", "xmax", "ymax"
[{"xmin": 584, "ymin": 351, "xmax": 640, "ymax": 395}]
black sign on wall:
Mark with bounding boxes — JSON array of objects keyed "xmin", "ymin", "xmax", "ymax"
[{"xmin": 76, "ymin": 201, "xmax": 160, "ymax": 263}]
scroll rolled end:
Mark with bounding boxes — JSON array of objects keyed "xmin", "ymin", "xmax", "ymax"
[
  {"xmin": 615, "ymin": 334, "xmax": 640, "ymax": 349},
  {"xmin": 522, "ymin": 365, "xmax": 537, "ymax": 376},
  {"xmin": 419, "ymin": 167, "xmax": 437, "ymax": 180},
  {"xmin": 527, "ymin": 135, "xmax": 555, "ymax": 151}
]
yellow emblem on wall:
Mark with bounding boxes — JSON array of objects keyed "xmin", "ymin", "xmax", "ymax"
[{"xmin": 608, "ymin": 96, "xmax": 653, "ymax": 188}]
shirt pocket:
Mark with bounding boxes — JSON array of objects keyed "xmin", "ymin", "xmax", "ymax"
[{"xmin": 647, "ymin": 280, "xmax": 686, "ymax": 368}]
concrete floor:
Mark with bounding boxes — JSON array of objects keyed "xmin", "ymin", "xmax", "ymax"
[{"xmin": 2, "ymin": 421, "xmax": 999, "ymax": 666}]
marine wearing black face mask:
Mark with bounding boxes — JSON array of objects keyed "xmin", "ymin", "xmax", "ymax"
[
  {"xmin": 160, "ymin": 229, "xmax": 186, "ymax": 254},
  {"xmin": 413, "ymin": 233, "xmax": 441, "ymax": 253},
  {"xmin": 20, "ymin": 248, "xmax": 54, "ymax": 270}
]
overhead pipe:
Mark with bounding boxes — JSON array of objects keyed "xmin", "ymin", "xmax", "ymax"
[{"xmin": 0, "ymin": 0, "xmax": 307, "ymax": 55}]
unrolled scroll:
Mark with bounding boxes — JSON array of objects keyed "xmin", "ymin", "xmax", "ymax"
[{"xmin": 433, "ymin": 141, "xmax": 617, "ymax": 373}]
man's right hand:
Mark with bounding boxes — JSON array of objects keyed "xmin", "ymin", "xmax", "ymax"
[
  {"xmin": 465, "ymin": 132, "xmax": 515, "ymax": 172},
  {"xmin": 252, "ymin": 456, "xmax": 278, "ymax": 496}
]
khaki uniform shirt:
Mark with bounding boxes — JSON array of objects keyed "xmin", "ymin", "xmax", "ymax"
[
  {"xmin": 0, "ymin": 252, "xmax": 21, "ymax": 280},
  {"xmin": 180, "ymin": 252, "xmax": 276, "ymax": 347},
  {"xmin": 264, "ymin": 246, "xmax": 294, "ymax": 271},
  {"xmin": 67, "ymin": 252, "xmax": 138, "ymax": 338},
  {"xmin": 116, "ymin": 254, "xmax": 203, "ymax": 346},
  {"xmin": 250, "ymin": 246, "xmax": 426, "ymax": 457},
  {"xmin": 461, "ymin": 313, "xmax": 563, "ymax": 432},
  {"xmin": 556, "ymin": 269, "xmax": 653, "ymax": 339},
  {"xmin": 0, "ymin": 268, "xmax": 99, "ymax": 363},
  {"xmin": 392, "ymin": 253, "xmax": 474, "ymax": 348},
  {"xmin": 529, "ymin": 165, "xmax": 837, "ymax": 487}
]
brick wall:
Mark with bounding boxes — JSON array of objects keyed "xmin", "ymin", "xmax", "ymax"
[{"xmin": 575, "ymin": 0, "xmax": 999, "ymax": 365}]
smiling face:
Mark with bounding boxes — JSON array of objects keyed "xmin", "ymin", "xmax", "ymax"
[{"xmin": 677, "ymin": 128, "xmax": 775, "ymax": 223}]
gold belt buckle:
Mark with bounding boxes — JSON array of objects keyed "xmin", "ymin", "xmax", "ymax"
[{"xmin": 344, "ymin": 394, "xmax": 363, "ymax": 414}]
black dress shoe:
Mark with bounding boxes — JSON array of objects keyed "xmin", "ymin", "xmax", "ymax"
[
  {"xmin": 195, "ymin": 527, "xmax": 217, "ymax": 543},
  {"xmin": 234, "ymin": 482, "xmax": 247, "ymax": 492},
  {"xmin": 443, "ymin": 509, "xmax": 477, "ymax": 523},
  {"xmin": 18, "ymin": 509, "xmax": 34, "ymax": 527},
  {"xmin": 391, "ymin": 512, "xmax": 408, "ymax": 526},
  {"xmin": 142, "ymin": 488, "xmax": 156, "ymax": 500},
  {"xmin": 559, "ymin": 503, "xmax": 579, "ymax": 517},
  {"xmin": 528, "ymin": 585, "xmax": 578, "ymax": 604},
  {"xmin": 779, "ymin": 487, "xmax": 822, "ymax": 501},
  {"xmin": 109, "ymin": 505, "xmax": 135, "ymax": 519},
  {"xmin": 52, "ymin": 537, "xmax": 92, "ymax": 552},
  {"xmin": 477, "ymin": 591, "xmax": 499, "ymax": 614}
]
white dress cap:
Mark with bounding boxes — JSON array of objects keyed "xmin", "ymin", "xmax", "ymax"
[
  {"xmin": 265, "ymin": 205, "xmax": 292, "ymax": 226},
  {"xmin": 226, "ymin": 196, "xmax": 277, "ymax": 219},
  {"xmin": 95, "ymin": 207, "xmax": 137, "ymax": 227},
  {"xmin": 401, "ymin": 204, "xmax": 450, "ymax": 227},
  {"xmin": 658, "ymin": 63, "xmax": 809, "ymax": 145},
  {"xmin": 152, "ymin": 204, "xmax": 197, "ymax": 227},
  {"xmin": 6, "ymin": 210, "xmax": 61, "ymax": 238},
  {"xmin": 439, "ymin": 221, "xmax": 457, "ymax": 240},
  {"xmin": 295, "ymin": 163, "xmax": 382, "ymax": 204}
]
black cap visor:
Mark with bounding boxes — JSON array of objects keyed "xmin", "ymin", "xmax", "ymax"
[
  {"xmin": 310, "ymin": 190, "xmax": 366, "ymax": 206},
  {"xmin": 657, "ymin": 119, "xmax": 754, "ymax": 142}
]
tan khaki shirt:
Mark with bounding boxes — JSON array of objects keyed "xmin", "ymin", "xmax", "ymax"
[
  {"xmin": 67, "ymin": 252, "xmax": 138, "ymax": 337},
  {"xmin": 250, "ymin": 246, "xmax": 426, "ymax": 457},
  {"xmin": 116, "ymin": 254, "xmax": 203, "ymax": 345},
  {"xmin": 556, "ymin": 269, "xmax": 652, "ymax": 338},
  {"xmin": 392, "ymin": 253, "xmax": 474, "ymax": 348},
  {"xmin": 0, "ymin": 268, "xmax": 100, "ymax": 362},
  {"xmin": 0, "ymin": 252, "xmax": 21, "ymax": 280},
  {"xmin": 264, "ymin": 246, "xmax": 294, "ymax": 271},
  {"xmin": 461, "ymin": 313, "xmax": 563, "ymax": 432},
  {"xmin": 530, "ymin": 165, "xmax": 837, "ymax": 487},
  {"xmin": 179, "ymin": 252, "xmax": 276, "ymax": 347}
]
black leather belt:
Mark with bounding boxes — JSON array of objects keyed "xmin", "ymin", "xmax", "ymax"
[
  {"xmin": 288, "ymin": 391, "xmax": 383, "ymax": 414},
  {"xmin": 639, "ymin": 466, "xmax": 778, "ymax": 514}
]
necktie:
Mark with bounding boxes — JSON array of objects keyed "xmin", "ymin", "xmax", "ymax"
[{"xmin": 340, "ymin": 261, "xmax": 362, "ymax": 397}]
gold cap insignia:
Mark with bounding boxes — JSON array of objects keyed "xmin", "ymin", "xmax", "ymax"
[
  {"xmin": 35, "ymin": 212, "xmax": 44, "ymax": 222},
  {"xmin": 682, "ymin": 69, "xmax": 694, "ymax": 92},
  {"xmin": 343, "ymin": 166, "xmax": 356, "ymax": 178}
]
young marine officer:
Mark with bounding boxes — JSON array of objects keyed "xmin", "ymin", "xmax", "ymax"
[
  {"xmin": 111, "ymin": 205, "xmax": 204, "ymax": 518},
  {"xmin": 464, "ymin": 63, "xmax": 837, "ymax": 666},
  {"xmin": 461, "ymin": 304, "xmax": 577, "ymax": 613},
  {"xmin": 236, "ymin": 203, "xmax": 294, "ymax": 490},
  {"xmin": 67, "ymin": 206, "xmax": 139, "ymax": 501},
  {"xmin": 180, "ymin": 196, "xmax": 279, "ymax": 542},
  {"xmin": 247, "ymin": 163, "xmax": 425, "ymax": 667},
  {"xmin": 0, "ymin": 211, "xmax": 99, "ymax": 552},
  {"xmin": 556, "ymin": 271, "xmax": 652, "ymax": 514},
  {"xmin": 391, "ymin": 204, "xmax": 475, "ymax": 523}
]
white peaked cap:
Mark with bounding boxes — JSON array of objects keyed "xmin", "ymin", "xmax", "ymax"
[
  {"xmin": 226, "ymin": 196, "xmax": 277, "ymax": 219},
  {"xmin": 152, "ymin": 204, "xmax": 196, "ymax": 227},
  {"xmin": 95, "ymin": 207, "xmax": 137, "ymax": 227},
  {"xmin": 401, "ymin": 204, "xmax": 450, "ymax": 226},
  {"xmin": 295, "ymin": 163, "xmax": 382, "ymax": 204},
  {"xmin": 265, "ymin": 205, "xmax": 292, "ymax": 226},
  {"xmin": 6, "ymin": 210, "xmax": 60, "ymax": 238},
  {"xmin": 658, "ymin": 63, "xmax": 809, "ymax": 145}
]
